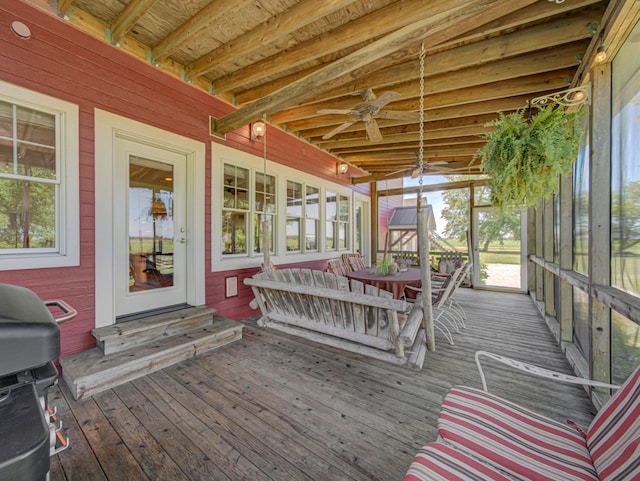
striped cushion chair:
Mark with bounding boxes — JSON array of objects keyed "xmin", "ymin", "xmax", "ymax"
[
  {"xmin": 403, "ymin": 441, "xmax": 516, "ymax": 481},
  {"xmin": 437, "ymin": 353, "xmax": 640, "ymax": 481}
]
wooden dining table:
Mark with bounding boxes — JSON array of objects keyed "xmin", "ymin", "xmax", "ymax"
[{"xmin": 346, "ymin": 267, "xmax": 422, "ymax": 300}]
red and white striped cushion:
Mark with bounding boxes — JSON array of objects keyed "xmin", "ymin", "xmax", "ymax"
[
  {"xmin": 403, "ymin": 441, "xmax": 517, "ymax": 481},
  {"xmin": 438, "ymin": 386, "xmax": 598, "ymax": 481},
  {"xmin": 587, "ymin": 366, "xmax": 640, "ymax": 481}
]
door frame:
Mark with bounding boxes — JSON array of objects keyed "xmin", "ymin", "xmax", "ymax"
[
  {"xmin": 94, "ymin": 109, "xmax": 205, "ymax": 328},
  {"xmin": 471, "ymin": 205, "xmax": 527, "ymax": 291}
]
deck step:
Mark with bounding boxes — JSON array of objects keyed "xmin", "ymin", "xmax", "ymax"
[
  {"xmin": 60, "ymin": 316, "xmax": 242, "ymax": 400},
  {"xmin": 92, "ymin": 306, "xmax": 217, "ymax": 355}
]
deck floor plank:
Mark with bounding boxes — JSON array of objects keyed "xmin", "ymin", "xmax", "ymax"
[
  {"xmin": 49, "ymin": 289, "xmax": 598, "ymax": 480},
  {"xmin": 192, "ymin": 349, "xmax": 401, "ymax": 480},
  {"xmin": 148, "ymin": 367, "xmax": 319, "ymax": 481}
]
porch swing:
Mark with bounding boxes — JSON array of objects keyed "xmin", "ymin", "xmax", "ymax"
[{"xmin": 245, "ymin": 44, "xmax": 436, "ymax": 366}]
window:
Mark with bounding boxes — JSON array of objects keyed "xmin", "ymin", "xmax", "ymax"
[
  {"xmin": 0, "ymin": 81, "xmax": 79, "ymax": 270},
  {"xmin": 573, "ymin": 286, "xmax": 590, "ymax": 360},
  {"xmin": 212, "ymin": 145, "xmax": 354, "ymax": 270},
  {"xmin": 222, "ymin": 164, "xmax": 249, "ymax": 255},
  {"xmin": 305, "ymin": 185, "xmax": 319, "ymax": 251},
  {"xmin": 254, "ymin": 172, "xmax": 275, "ymax": 254},
  {"xmin": 326, "ymin": 191, "xmax": 336, "ymax": 250},
  {"xmin": 611, "ymin": 19, "xmax": 640, "ymax": 298},
  {"xmin": 222, "ymin": 164, "xmax": 277, "ymax": 257},
  {"xmin": 286, "ymin": 180, "xmax": 302, "ymax": 252},
  {"xmin": 325, "ymin": 191, "xmax": 350, "ymax": 250},
  {"xmin": 572, "ymin": 113, "xmax": 590, "ymax": 275},
  {"xmin": 338, "ymin": 193, "xmax": 349, "ymax": 249}
]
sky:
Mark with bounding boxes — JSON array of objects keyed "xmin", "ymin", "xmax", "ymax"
[{"xmin": 402, "ymin": 175, "xmax": 447, "ymax": 235}]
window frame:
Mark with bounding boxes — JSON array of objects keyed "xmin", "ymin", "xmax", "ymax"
[
  {"xmin": 211, "ymin": 144, "xmax": 354, "ymax": 272},
  {"xmin": 0, "ymin": 81, "xmax": 79, "ymax": 271}
]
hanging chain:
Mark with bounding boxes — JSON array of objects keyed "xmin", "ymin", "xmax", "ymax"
[
  {"xmin": 262, "ymin": 113, "xmax": 267, "ymax": 222},
  {"xmin": 418, "ymin": 43, "xmax": 426, "ymax": 204}
]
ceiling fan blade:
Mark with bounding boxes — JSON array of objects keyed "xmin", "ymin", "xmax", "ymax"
[
  {"xmin": 317, "ymin": 109, "xmax": 359, "ymax": 116},
  {"xmin": 365, "ymin": 118, "xmax": 383, "ymax": 143},
  {"xmin": 377, "ymin": 110, "xmax": 420, "ymax": 121},
  {"xmin": 322, "ymin": 119, "xmax": 359, "ymax": 140},
  {"xmin": 369, "ymin": 91, "xmax": 400, "ymax": 110},
  {"xmin": 386, "ymin": 168, "xmax": 412, "ymax": 177}
]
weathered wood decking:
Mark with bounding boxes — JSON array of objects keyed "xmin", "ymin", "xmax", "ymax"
[{"xmin": 48, "ymin": 289, "xmax": 597, "ymax": 481}]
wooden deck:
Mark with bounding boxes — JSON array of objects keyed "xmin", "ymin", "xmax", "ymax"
[{"xmin": 48, "ymin": 289, "xmax": 597, "ymax": 481}]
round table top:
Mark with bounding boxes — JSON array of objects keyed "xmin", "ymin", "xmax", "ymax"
[
  {"xmin": 346, "ymin": 267, "xmax": 422, "ymax": 299},
  {"xmin": 346, "ymin": 267, "xmax": 422, "ymax": 283}
]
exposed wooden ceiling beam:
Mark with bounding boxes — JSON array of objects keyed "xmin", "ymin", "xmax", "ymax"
[
  {"xmin": 211, "ymin": 0, "xmax": 539, "ymax": 137},
  {"xmin": 272, "ymin": 42, "xmax": 584, "ymax": 124},
  {"xmin": 287, "ymin": 96, "xmax": 527, "ymax": 135},
  {"xmin": 338, "ymin": 142, "xmax": 483, "ymax": 157},
  {"xmin": 151, "ymin": 0, "xmax": 245, "ymax": 62},
  {"xmin": 207, "ymin": 0, "xmax": 461, "ymax": 94},
  {"xmin": 110, "ymin": 0, "xmax": 156, "ymax": 44},
  {"xmin": 186, "ymin": 0, "xmax": 357, "ymax": 79},
  {"xmin": 571, "ymin": 0, "xmax": 640, "ymax": 88},
  {"xmin": 375, "ymin": 178, "xmax": 490, "ymax": 193},
  {"xmin": 57, "ymin": 0, "xmax": 73, "ymax": 14},
  {"xmin": 240, "ymin": 6, "xmax": 599, "ymax": 106},
  {"xmin": 319, "ymin": 125, "xmax": 488, "ymax": 150},
  {"xmin": 330, "ymin": 134, "xmax": 489, "ymax": 151}
]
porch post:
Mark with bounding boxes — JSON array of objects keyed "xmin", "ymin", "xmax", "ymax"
[
  {"xmin": 589, "ymin": 63, "xmax": 612, "ymax": 387},
  {"xmin": 371, "ymin": 182, "xmax": 379, "ymax": 262}
]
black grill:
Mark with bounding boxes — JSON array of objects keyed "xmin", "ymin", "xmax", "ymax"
[{"xmin": 0, "ymin": 284, "xmax": 74, "ymax": 481}]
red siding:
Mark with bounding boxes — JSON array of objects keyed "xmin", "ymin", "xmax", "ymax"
[{"xmin": 0, "ymin": 2, "xmax": 370, "ymax": 356}]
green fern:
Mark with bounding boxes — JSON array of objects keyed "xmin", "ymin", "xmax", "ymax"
[{"xmin": 475, "ymin": 104, "xmax": 584, "ymax": 209}]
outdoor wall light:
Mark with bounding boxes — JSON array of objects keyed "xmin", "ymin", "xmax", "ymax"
[
  {"xmin": 594, "ymin": 45, "xmax": 607, "ymax": 63},
  {"xmin": 337, "ymin": 161, "xmax": 349, "ymax": 175},
  {"xmin": 250, "ymin": 121, "xmax": 266, "ymax": 141}
]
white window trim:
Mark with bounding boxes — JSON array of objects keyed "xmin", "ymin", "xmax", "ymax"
[
  {"xmin": 211, "ymin": 143, "xmax": 356, "ymax": 272},
  {"xmin": 0, "ymin": 80, "xmax": 79, "ymax": 271}
]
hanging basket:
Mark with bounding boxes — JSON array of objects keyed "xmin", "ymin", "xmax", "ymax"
[{"xmin": 474, "ymin": 104, "xmax": 584, "ymax": 208}]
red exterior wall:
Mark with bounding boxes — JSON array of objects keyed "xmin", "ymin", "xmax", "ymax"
[{"xmin": 0, "ymin": 1, "xmax": 369, "ymax": 356}]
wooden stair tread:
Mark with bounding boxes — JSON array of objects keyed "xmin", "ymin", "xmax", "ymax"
[
  {"xmin": 92, "ymin": 306, "xmax": 217, "ymax": 341},
  {"xmin": 60, "ymin": 317, "xmax": 242, "ymax": 400}
]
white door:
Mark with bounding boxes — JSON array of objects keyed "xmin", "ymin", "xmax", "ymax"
[{"xmin": 114, "ymin": 138, "xmax": 188, "ymax": 316}]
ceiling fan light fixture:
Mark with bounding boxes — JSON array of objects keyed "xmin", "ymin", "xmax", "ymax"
[{"xmin": 250, "ymin": 120, "xmax": 266, "ymax": 141}]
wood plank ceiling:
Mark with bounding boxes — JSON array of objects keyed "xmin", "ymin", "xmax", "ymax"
[{"xmin": 56, "ymin": 0, "xmax": 610, "ymax": 184}]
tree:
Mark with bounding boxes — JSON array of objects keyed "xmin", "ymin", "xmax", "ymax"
[{"xmin": 441, "ymin": 175, "xmax": 520, "ymax": 251}]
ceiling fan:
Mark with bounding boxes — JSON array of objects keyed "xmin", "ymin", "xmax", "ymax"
[
  {"xmin": 385, "ymin": 161, "xmax": 454, "ymax": 178},
  {"xmin": 318, "ymin": 89, "xmax": 418, "ymax": 142}
]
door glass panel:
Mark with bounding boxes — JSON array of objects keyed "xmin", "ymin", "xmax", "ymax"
[
  {"xmin": 476, "ymin": 207, "xmax": 521, "ymax": 289},
  {"xmin": 128, "ymin": 156, "xmax": 174, "ymax": 291}
]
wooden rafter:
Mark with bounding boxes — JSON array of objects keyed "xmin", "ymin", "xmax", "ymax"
[
  {"xmin": 211, "ymin": 0, "xmax": 539, "ymax": 137},
  {"xmin": 110, "ymin": 0, "xmax": 156, "ymax": 44},
  {"xmin": 241, "ymin": 6, "xmax": 600, "ymax": 106},
  {"xmin": 151, "ymin": 0, "xmax": 250, "ymax": 63},
  {"xmin": 186, "ymin": 0, "xmax": 357, "ymax": 79}
]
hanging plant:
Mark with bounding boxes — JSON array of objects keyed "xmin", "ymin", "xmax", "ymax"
[{"xmin": 474, "ymin": 104, "xmax": 584, "ymax": 208}]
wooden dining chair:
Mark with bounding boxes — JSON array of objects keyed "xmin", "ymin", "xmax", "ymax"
[
  {"xmin": 326, "ymin": 258, "xmax": 349, "ymax": 277},
  {"xmin": 341, "ymin": 253, "xmax": 365, "ymax": 272}
]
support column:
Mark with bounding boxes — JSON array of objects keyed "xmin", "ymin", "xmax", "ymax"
[{"xmin": 589, "ymin": 63, "xmax": 612, "ymax": 385}]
